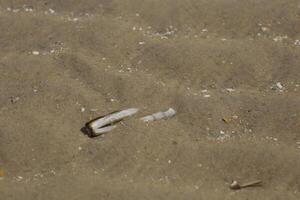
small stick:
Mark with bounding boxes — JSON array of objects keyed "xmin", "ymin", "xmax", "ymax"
[{"xmin": 230, "ymin": 180, "xmax": 262, "ymax": 190}]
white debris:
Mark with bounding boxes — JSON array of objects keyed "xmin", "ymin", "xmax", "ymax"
[
  {"xmin": 78, "ymin": 146, "xmax": 82, "ymax": 151},
  {"xmin": 135, "ymin": 13, "xmax": 140, "ymax": 17},
  {"xmin": 232, "ymin": 115, "xmax": 239, "ymax": 119},
  {"xmin": 168, "ymin": 160, "xmax": 172, "ymax": 164},
  {"xmin": 261, "ymin": 27, "xmax": 269, "ymax": 32},
  {"xmin": 203, "ymin": 94, "xmax": 211, "ymax": 98},
  {"xmin": 32, "ymin": 51, "xmax": 40, "ymax": 55},
  {"xmin": 49, "ymin": 8, "xmax": 55, "ymax": 14},
  {"xmin": 139, "ymin": 41, "xmax": 145, "ymax": 45},
  {"xmin": 141, "ymin": 108, "xmax": 176, "ymax": 122},
  {"xmin": 217, "ymin": 131, "xmax": 230, "ymax": 142},
  {"xmin": 294, "ymin": 40, "xmax": 300, "ymax": 46},
  {"xmin": 81, "ymin": 107, "xmax": 85, "ymax": 112},
  {"xmin": 88, "ymin": 108, "xmax": 139, "ymax": 135},
  {"xmin": 226, "ymin": 88, "xmax": 235, "ymax": 92},
  {"xmin": 24, "ymin": 8, "xmax": 33, "ymax": 12},
  {"xmin": 276, "ymin": 82, "xmax": 283, "ymax": 89},
  {"xmin": 273, "ymin": 35, "xmax": 288, "ymax": 42}
]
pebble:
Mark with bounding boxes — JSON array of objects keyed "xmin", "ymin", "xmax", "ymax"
[
  {"xmin": 16, "ymin": 176, "xmax": 23, "ymax": 181},
  {"xmin": 49, "ymin": 8, "xmax": 55, "ymax": 14},
  {"xmin": 32, "ymin": 51, "xmax": 40, "ymax": 55},
  {"xmin": 294, "ymin": 40, "xmax": 300, "ymax": 46},
  {"xmin": 24, "ymin": 8, "xmax": 33, "ymax": 12},
  {"xmin": 276, "ymin": 82, "xmax": 283, "ymax": 89},
  {"xmin": 81, "ymin": 107, "xmax": 85, "ymax": 112},
  {"xmin": 203, "ymin": 94, "xmax": 211, "ymax": 98}
]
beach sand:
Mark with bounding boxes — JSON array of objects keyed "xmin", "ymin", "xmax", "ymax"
[{"xmin": 0, "ymin": 0, "xmax": 300, "ymax": 199}]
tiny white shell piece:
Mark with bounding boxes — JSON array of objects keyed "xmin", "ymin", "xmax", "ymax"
[{"xmin": 141, "ymin": 108, "xmax": 176, "ymax": 122}]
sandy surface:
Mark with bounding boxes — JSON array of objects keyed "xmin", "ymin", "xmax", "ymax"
[{"xmin": 1, "ymin": 0, "xmax": 300, "ymax": 199}]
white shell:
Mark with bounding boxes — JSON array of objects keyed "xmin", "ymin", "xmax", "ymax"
[{"xmin": 140, "ymin": 108, "xmax": 176, "ymax": 122}]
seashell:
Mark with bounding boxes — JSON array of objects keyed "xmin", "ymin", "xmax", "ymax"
[
  {"xmin": 140, "ymin": 108, "xmax": 176, "ymax": 122},
  {"xmin": 82, "ymin": 108, "xmax": 138, "ymax": 137}
]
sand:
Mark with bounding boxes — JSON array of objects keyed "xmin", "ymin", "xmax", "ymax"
[{"xmin": 0, "ymin": 0, "xmax": 300, "ymax": 199}]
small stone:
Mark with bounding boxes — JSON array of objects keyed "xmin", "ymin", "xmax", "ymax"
[
  {"xmin": 139, "ymin": 41, "xmax": 145, "ymax": 45},
  {"xmin": 261, "ymin": 27, "xmax": 269, "ymax": 32},
  {"xmin": 78, "ymin": 146, "xmax": 82, "ymax": 151},
  {"xmin": 276, "ymin": 82, "xmax": 283, "ymax": 89},
  {"xmin": 81, "ymin": 107, "xmax": 85, "ymax": 112},
  {"xmin": 32, "ymin": 51, "xmax": 40, "ymax": 55},
  {"xmin": 203, "ymin": 94, "xmax": 211, "ymax": 98},
  {"xmin": 49, "ymin": 8, "xmax": 55, "ymax": 14},
  {"xmin": 168, "ymin": 160, "xmax": 172, "ymax": 164},
  {"xmin": 232, "ymin": 115, "xmax": 238, "ymax": 119}
]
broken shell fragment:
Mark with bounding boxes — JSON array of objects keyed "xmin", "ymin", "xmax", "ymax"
[
  {"xmin": 140, "ymin": 108, "xmax": 176, "ymax": 122},
  {"xmin": 82, "ymin": 108, "xmax": 138, "ymax": 137}
]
